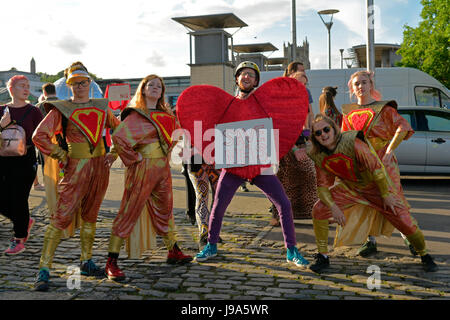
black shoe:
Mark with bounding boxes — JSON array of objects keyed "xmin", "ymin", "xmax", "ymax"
[
  {"xmin": 309, "ymin": 253, "xmax": 330, "ymax": 273},
  {"xmin": 186, "ymin": 211, "xmax": 196, "ymax": 226},
  {"xmin": 358, "ymin": 240, "xmax": 377, "ymax": 257},
  {"xmin": 34, "ymin": 269, "xmax": 50, "ymax": 292},
  {"xmin": 421, "ymin": 254, "xmax": 438, "ymax": 272},
  {"xmin": 240, "ymin": 185, "xmax": 249, "ymax": 192},
  {"xmin": 80, "ymin": 259, "xmax": 106, "ymax": 278}
]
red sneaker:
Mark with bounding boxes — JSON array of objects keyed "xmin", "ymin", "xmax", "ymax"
[
  {"xmin": 105, "ymin": 257, "xmax": 126, "ymax": 281},
  {"xmin": 167, "ymin": 246, "xmax": 193, "ymax": 265},
  {"xmin": 4, "ymin": 238, "xmax": 26, "ymax": 256}
]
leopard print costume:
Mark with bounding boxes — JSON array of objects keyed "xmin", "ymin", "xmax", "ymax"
[{"xmin": 272, "ymin": 147, "xmax": 317, "ymax": 220}]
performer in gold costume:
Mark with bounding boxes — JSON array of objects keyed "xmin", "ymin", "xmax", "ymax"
[
  {"xmin": 307, "ymin": 115, "xmax": 438, "ymax": 273},
  {"xmin": 105, "ymin": 74, "xmax": 192, "ymax": 281},
  {"xmin": 341, "ymin": 70, "xmax": 416, "ymax": 257},
  {"xmin": 33, "ymin": 62, "xmax": 120, "ymax": 291}
]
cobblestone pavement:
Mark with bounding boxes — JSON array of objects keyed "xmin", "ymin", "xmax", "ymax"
[{"xmin": 0, "ymin": 163, "xmax": 449, "ymax": 301}]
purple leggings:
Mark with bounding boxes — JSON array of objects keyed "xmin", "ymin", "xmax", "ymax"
[{"xmin": 208, "ymin": 170, "xmax": 297, "ymax": 248}]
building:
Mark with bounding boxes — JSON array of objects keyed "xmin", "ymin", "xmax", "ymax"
[
  {"xmin": 283, "ymin": 38, "xmax": 311, "ymax": 70},
  {"xmin": 349, "ymin": 43, "xmax": 402, "ymax": 68},
  {"xmin": 0, "ymin": 58, "xmax": 43, "ymax": 103}
]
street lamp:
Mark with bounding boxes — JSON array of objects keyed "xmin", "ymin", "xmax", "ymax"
[
  {"xmin": 339, "ymin": 49, "xmax": 344, "ymax": 69},
  {"xmin": 318, "ymin": 9, "xmax": 339, "ymax": 69},
  {"xmin": 344, "ymin": 57, "xmax": 353, "ymax": 68}
]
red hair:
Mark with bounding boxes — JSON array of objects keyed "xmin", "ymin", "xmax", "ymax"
[
  {"xmin": 348, "ymin": 70, "xmax": 382, "ymax": 101},
  {"xmin": 7, "ymin": 75, "xmax": 29, "ymax": 88}
]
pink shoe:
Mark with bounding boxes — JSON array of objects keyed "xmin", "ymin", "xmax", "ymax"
[
  {"xmin": 4, "ymin": 238, "xmax": 26, "ymax": 256},
  {"xmin": 24, "ymin": 218, "xmax": 35, "ymax": 243}
]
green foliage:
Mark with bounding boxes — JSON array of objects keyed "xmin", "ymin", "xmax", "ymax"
[{"xmin": 397, "ymin": 0, "xmax": 449, "ymax": 88}]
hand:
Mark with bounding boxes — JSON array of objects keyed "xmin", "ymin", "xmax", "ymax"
[
  {"xmin": 330, "ymin": 204, "xmax": 346, "ymax": 227},
  {"xmin": 293, "ymin": 148, "xmax": 306, "ymax": 161},
  {"xmin": 104, "ymin": 153, "xmax": 117, "ymax": 168},
  {"xmin": 382, "ymin": 194, "xmax": 403, "ymax": 216},
  {"xmin": 137, "ymin": 152, "xmax": 143, "ymax": 162},
  {"xmin": 0, "ymin": 112, "xmax": 11, "ymax": 129}
]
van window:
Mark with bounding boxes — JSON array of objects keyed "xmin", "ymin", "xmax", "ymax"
[
  {"xmin": 415, "ymin": 86, "xmax": 450, "ymax": 108},
  {"xmin": 422, "ymin": 110, "xmax": 450, "ymax": 132},
  {"xmin": 398, "ymin": 110, "xmax": 417, "ymax": 130}
]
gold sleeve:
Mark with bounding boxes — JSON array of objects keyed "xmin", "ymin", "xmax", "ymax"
[
  {"xmin": 317, "ymin": 186, "xmax": 336, "ymax": 208},
  {"xmin": 372, "ymin": 168, "xmax": 390, "ymax": 198},
  {"xmin": 387, "ymin": 129, "xmax": 408, "ymax": 153}
]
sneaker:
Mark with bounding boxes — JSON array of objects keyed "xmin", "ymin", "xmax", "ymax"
[
  {"xmin": 80, "ymin": 259, "xmax": 106, "ymax": 278},
  {"xmin": 34, "ymin": 268, "xmax": 50, "ymax": 292},
  {"xmin": 421, "ymin": 254, "xmax": 438, "ymax": 272},
  {"xmin": 358, "ymin": 240, "xmax": 377, "ymax": 257},
  {"xmin": 167, "ymin": 245, "xmax": 193, "ymax": 265},
  {"xmin": 286, "ymin": 246, "xmax": 309, "ymax": 267},
  {"xmin": 309, "ymin": 253, "xmax": 330, "ymax": 273},
  {"xmin": 186, "ymin": 211, "xmax": 196, "ymax": 226},
  {"xmin": 195, "ymin": 243, "xmax": 217, "ymax": 262},
  {"xmin": 4, "ymin": 238, "xmax": 26, "ymax": 256},
  {"xmin": 24, "ymin": 218, "xmax": 35, "ymax": 243},
  {"xmin": 34, "ymin": 183, "xmax": 45, "ymax": 191},
  {"xmin": 105, "ymin": 257, "xmax": 126, "ymax": 281},
  {"xmin": 240, "ymin": 185, "xmax": 249, "ymax": 192}
]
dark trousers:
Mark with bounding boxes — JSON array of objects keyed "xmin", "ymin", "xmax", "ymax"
[
  {"xmin": 181, "ymin": 163, "xmax": 196, "ymax": 215},
  {"xmin": 0, "ymin": 152, "xmax": 36, "ymax": 238}
]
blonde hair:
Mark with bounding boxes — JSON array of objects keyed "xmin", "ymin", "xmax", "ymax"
[
  {"xmin": 309, "ymin": 114, "xmax": 341, "ymax": 155},
  {"xmin": 348, "ymin": 70, "xmax": 382, "ymax": 101},
  {"xmin": 128, "ymin": 74, "xmax": 172, "ymax": 114}
]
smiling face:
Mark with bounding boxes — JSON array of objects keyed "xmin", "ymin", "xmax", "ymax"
[
  {"xmin": 312, "ymin": 119, "xmax": 337, "ymax": 150},
  {"xmin": 237, "ymin": 67, "xmax": 258, "ymax": 92},
  {"xmin": 9, "ymin": 79, "xmax": 30, "ymax": 102}
]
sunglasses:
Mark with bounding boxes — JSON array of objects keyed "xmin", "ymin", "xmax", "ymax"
[{"xmin": 314, "ymin": 126, "xmax": 331, "ymax": 137}]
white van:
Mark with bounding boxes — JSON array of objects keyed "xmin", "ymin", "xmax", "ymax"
[{"xmin": 260, "ymin": 67, "xmax": 450, "ymax": 114}]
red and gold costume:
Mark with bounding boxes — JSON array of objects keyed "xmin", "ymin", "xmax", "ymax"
[
  {"xmin": 336, "ymin": 100, "xmax": 415, "ymax": 245},
  {"xmin": 107, "ymin": 107, "xmax": 180, "ymax": 258},
  {"xmin": 32, "ymin": 99, "xmax": 120, "ymax": 269},
  {"xmin": 309, "ymin": 131, "xmax": 427, "ymax": 255}
]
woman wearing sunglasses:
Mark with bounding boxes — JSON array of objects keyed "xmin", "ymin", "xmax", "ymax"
[
  {"xmin": 341, "ymin": 70, "xmax": 415, "ymax": 258},
  {"xmin": 307, "ymin": 114, "xmax": 437, "ymax": 273}
]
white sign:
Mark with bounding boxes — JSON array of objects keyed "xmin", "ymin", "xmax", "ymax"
[
  {"xmin": 214, "ymin": 118, "xmax": 278, "ymax": 169},
  {"xmin": 107, "ymin": 84, "xmax": 131, "ymax": 101}
]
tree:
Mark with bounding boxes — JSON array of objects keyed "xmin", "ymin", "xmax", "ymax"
[{"xmin": 397, "ymin": 0, "xmax": 449, "ymax": 88}]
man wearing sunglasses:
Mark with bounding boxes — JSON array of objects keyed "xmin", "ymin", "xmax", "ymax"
[
  {"xmin": 307, "ymin": 114, "xmax": 438, "ymax": 273},
  {"xmin": 32, "ymin": 62, "xmax": 120, "ymax": 291}
]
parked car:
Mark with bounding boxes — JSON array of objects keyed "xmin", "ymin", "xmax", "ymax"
[{"xmin": 395, "ymin": 106, "xmax": 450, "ymax": 174}]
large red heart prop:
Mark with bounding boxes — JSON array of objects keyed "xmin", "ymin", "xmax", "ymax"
[{"xmin": 176, "ymin": 77, "xmax": 309, "ymax": 179}]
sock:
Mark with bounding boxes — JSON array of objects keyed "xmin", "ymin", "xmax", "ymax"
[{"xmin": 108, "ymin": 252, "xmax": 119, "ymax": 259}]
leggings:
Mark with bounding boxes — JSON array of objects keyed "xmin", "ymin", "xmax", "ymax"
[
  {"xmin": 0, "ymin": 152, "xmax": 36, "ymax": 238},
  {"xmin": 208, "ymin": 170, "xmax": 297, "ymax": 248}
]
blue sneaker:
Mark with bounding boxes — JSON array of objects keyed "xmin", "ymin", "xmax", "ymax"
[
  {"xmin": 286, "ymin": 246, "xmax": 309, "ymax": 267},
  {"xmin": 80, "ymin": 259, "xmax": 106, "ymax": 278},
  {"xmin": 195, "ymin": 243, "xmax": 217, "ymax": 262},
  {"xmin": 34, "ymin": 268, "xmax": 50, "ymax": 292}
]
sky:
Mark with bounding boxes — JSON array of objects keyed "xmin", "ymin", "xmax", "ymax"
[{"xmin": 0, "ymin": 0, "xmax": 423, "ymax": 79}]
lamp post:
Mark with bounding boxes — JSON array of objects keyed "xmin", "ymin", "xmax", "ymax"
[
  {"xmin": 344, "ymin": 57, "xmax": 353, "ymax": 68},
  {"xmin": 318, "ymin": 9, "xmax": 339, "ymax": 69},
  {"xmin": 339, "ymin": 49, "xmax": 344, "ymax": 69}
]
